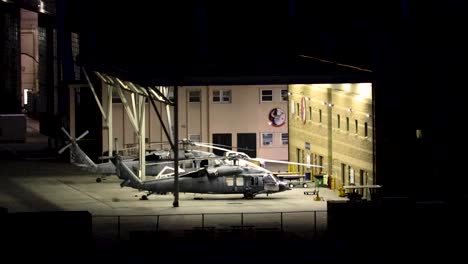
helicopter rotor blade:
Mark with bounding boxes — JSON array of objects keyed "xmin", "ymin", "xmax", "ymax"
[
  {"xmin": 76, "ymin": 130, "xmax": 90, "ymax": 142},
  {"xmin": 192, "ymin": 142, "xmax": 232, "ymax": 153},
  {"xmin": 58, "ymin": 142, "xmax": 73, "ymax": 154},
  {"xmin": 251, "ymin": 157, "xmax": 324, "ymax": 168},
  {"xmin": 61, "ymin": 127, "xmax": 73, "ymax": 141}
]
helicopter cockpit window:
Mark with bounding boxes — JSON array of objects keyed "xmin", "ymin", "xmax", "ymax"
[
  {"xmin": 200, "ymin": 159, "xmax": 208, "ymax": 167},
  {"xmin": 263, "ymin": 174, "xmax": 277, "ymax": 184}
]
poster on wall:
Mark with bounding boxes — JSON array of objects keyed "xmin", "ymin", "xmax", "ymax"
[{"xmin": 268, "ymin": 108, "xmax": 286, "ymax": 127}]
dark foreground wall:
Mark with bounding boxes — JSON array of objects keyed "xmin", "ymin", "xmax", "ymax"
[{"xmin": 1, "ymin": 211, "xmax": 92, "ymax": 262}]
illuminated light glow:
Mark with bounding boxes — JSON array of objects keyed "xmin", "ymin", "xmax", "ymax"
[
  {"xmin": 23, "ymin": 89, "xmax": 29, "ymax": 105},
  {"xmin": 328, "ymin": 103, "xmax": 334, "ymax": 107},
  {"xmin": 39, "ymin": 1, "xmax": 45, "ymax": 13},
  {"xmin": 347, "ymin": 108, "xmax": 352, "ymax": 112}
]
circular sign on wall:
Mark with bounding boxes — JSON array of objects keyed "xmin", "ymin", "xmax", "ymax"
[
  {"xmin": 268, "ymin": 108, "xmax": 286, "ymax": 127},
  {"xmin": 300, "ymin": 97, "xmax": 306, "ymax": 124}
]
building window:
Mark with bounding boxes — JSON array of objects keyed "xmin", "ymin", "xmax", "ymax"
[
  {"xmin": 189, "ymin": 134, "xmax": 201, "ymax": 142},
  {"xmin": 281, "ymin": 133, "xmax": 288, "ymax": 145},
  {"xmin": 296, "ymin": 103, "xmax": 300, "ymax": 116},
  {"xmin": 261, "ymin": 89, "xmax": 273, "ymax": 102},
  {"xmin": 262, "ymin": 133, "xmax": 273, "ymax": 146},
  {"xmin": 188, "ymin": 90, "xmax": 201, "ymax": 102},
  {"xmin": 213, "ymin": 90, "xmax": 231, "ymax": 103},
  {"xmin": 337, "ymin": 114, "xmax": 341, "ymax": 128},
  {"xmin": 346, "ymin": 117, "xmax": 350, "ymax": 131},
  {"xmin": 364, "ymin": 122, "xmax": 368, "ymax": 137},
  {"xmin": 309, "ymin": 106, "xmax": 312, "ymax": 120},
  {"xmin": 319, "ymin": 109, "xmax": 322, "ymax": 123},
  {"xmin": 281, "ymin": 89, "xmax": 288, "ymax": 101},
  {"xmin": 355, "ymin": 120, "xmax": 358, "ymax": 134}
]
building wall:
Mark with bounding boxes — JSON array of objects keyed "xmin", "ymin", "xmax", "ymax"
[
  {"xmin": 102, "ymin": 84, "xmax": 289, "ymax": 161},
  {"xmin": 178, "ymin": 85, "xmax": 289, "ymax": 160},
  {"xmin": 288, "ymin": 83, "xmax": 373, "ymax": 190},
  {"xmin": 0, "ymin": 4, "xmax": 21, "ymax": 114}
]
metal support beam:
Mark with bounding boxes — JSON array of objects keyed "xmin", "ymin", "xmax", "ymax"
[
  {"xmin": 83, "ymin": 68, "xmax": 115, "ymax": 161},
  {"xmin": 144, "ymin": 86, "xmax": 175, "ymax": 150},
  {"xmin": 107, "ymin": 84, "xmax": 113, "ymax": 158},
  {"xmin": 115, "ymin": 80, "xmax": 140, "ymax": 133},
  {"xmin": 83, "ymin": 68, "xmax": 108, "ymax": 122},
  {"xmin": 138, "ymin": 95, "xmax": 146, "ymax": 181},
  {"xmin": 165, "ymin": 102, "xmax": 174, "ymax": 143},
  {"xmin": 173, "ymin": 85, "xmax": 179, "ymax": 207}
]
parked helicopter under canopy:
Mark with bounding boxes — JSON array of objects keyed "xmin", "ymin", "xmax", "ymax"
[
  {"xmin": 109, "ymin": 140, "xmax": 324, "ymax": 200},
  {"xmin": 58, "ymin": 128, "xmax": 217, "ymax": 182},
  {"xmin": 112, "ymin": 153, "xmax": 292, "ymax": 200}
]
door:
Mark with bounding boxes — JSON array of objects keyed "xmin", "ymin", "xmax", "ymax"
[
  {"xmin": 237, "ymin": 133, "xmax": 256, "ymax": 158},
  {"xmin": 212, "ymin": 133, "xmax": 232, "ymax": 156}
]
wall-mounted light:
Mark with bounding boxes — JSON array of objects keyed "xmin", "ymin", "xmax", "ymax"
[
  {"xmin": 322, "ymin": 101, "xmax": 327, "ymax": 105},
  {"xmin": 347, "ymin": 108, "xmax": 352, "ymax": 113},
  {"xmin": 366, "ymin": 113, "xmax": 371, "ymax": 118},
  {"xmin": 287, "ymin": 92, "xmax": 292, "ymax": 95},
  {"xmin": 39, "ymin": 1, "xmax": 46, "ymax": 13},
  {"xmin": 328, "ymin": 103, "xmax": 334, "ymax": 107},
  {"xmin": 306, "ymin": 97, "xmax": 311, "ymax": 101}
]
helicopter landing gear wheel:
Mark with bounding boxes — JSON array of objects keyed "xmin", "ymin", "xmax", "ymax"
[
  {"xmin": 244, "ymin": 191, "xmax": 255, "ymax": 199},
  {"xmin": 96, "ymin": 178, "xmax": 102, "ymax": 183}
]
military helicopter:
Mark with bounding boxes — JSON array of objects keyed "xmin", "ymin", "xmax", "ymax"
[
  {"xmin": 112, "ymin": 152, "xmax": 291, "ymax": 200},
  {"xmin": 58, "ymin": 128, "xmax": 217, "ymax": 182},
  {"xmin": 111, "ymin": 140, "xmax": 324, "ymax": 200}
]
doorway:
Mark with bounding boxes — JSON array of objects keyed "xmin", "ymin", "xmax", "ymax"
[
  {"xmin": 212, "ymin": 133, "xmax": 232, "ymax": 156},
  {"xmin": 237, "ymin": 133, "xmax": 256, "ymax": 158}
]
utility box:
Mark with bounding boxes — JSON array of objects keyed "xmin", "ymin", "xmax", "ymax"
[{"xmin": 0, "ymin": 114, "xmax": 26, "ymax": 142}]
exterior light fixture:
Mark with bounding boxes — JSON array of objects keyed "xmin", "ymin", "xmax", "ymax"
[
  {"xmin": 328, "ymin": 103, "xmax": 334, "ymax": 107},
  {"xmin": 366, "ymin": 113, "xmax": 371, "ymax": 118},
  {"xmin": 347, "ymin": 108, "xmax": 352, "ymax": 113},
  {"xmin": 39, "ymin": 1, "xmax": 45, "ymax": 13}
]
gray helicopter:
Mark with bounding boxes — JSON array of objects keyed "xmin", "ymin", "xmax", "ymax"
[
  {"xmin": 112, "ymin": 152, "xmax": 292, "ymax": 200},
  {"xmin": 58, "ymin": 128, "xmax": 217, "ymax": 182}
]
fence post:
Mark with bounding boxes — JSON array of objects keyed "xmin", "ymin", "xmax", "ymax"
[
  {"xmin": 117, "ymin": 216, "xmax": 121, "ymax": 240},
  {"xmin": 314, "ymin": 211, "xmax": 317, "ymax": 240},
  {"xmin": 280, "ymin": 212, "xmax": 283, "ymax": 232},
  {"xmin": 241, "ymin": 213, "xmax": 244, "ymax": 228},
  {"xmin": 156, "ymin": 215, "xmax": 160, "ymax": 232}
]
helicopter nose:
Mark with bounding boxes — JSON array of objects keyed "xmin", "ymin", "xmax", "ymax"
[{"xmin": 278, "ymin": 182, "xmax": 291, "ymax": 192}]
